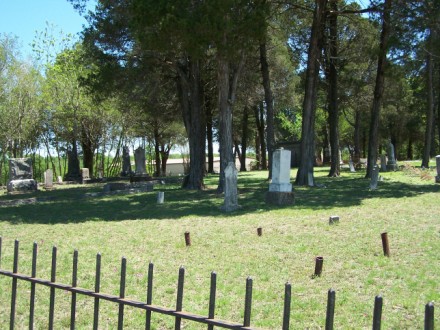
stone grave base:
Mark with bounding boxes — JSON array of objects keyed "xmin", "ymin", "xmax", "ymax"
[
  {"xmin": 103, "ymin": 182, "xmax": 154, "ymax": 193},
  {"xmin": 130, "ymin": 175, "xmax": 152, "ymax": 183},
  {"xmin": 7, "ymin": 179, "xmax": 38, "ymax": 194},
  {"xmin": 265, "ymin": 191, "xmax": 294, "ymax": 206},
  {"xmin": 386, "ymin": 164, "xmax": 398, "ymax": 171}
]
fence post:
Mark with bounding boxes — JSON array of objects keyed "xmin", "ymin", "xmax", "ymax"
[
  {"xmin": 118, "ymin": 257, "xmax": 127, "ymax": 330},
  {"xmin": 175, "ymin": 266, "xmax": 185, "ymax": 330},
  {"xmin": 0, "ymin": 236, "xmax": 2, "ymax": 269},
  {"xmin": 243, "ymin": 277, "xmax": 253, "ymax": 327},
  {"xmin": 208, "ymin": 272, "xmax": 217, "ymax": 330},
  {"xmin": 49, "ymin": 246, "xmax": 57, "ymax": 330},
  {"xmin": 145, "ymin": 262, "xmax": 154, "ymax": 330},
  {"xmin": 325, "ymin": 289, "xmax": 336, "ymax": 330},
  {"xmin": 29, "ymin": 242, "xmax": 38, "ymax": 330},
  {"xmin": 93, "ymin": 253, "xmax": 101, "ymax": 330},
  {"xmin": 282, "ymin": 282, "xmax": 291, "ymax": 330},
  {"xmin": 425, "ymin": 302, "xmax": 434, "ymax": 330},
  {"xmin": 71, "ymin": 250, "xmax": 78, "ymax": 330},
  {"xmin": 372, "ymin": 295, "xmax": 383, "ymax": 330},
  {"xmin": 10, "ymin": 239, "xmax": 19, "ymax": 330}
]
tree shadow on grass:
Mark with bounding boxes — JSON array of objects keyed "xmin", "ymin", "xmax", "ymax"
[{"xmin": 0, "ymin": 172, "xmax": 438, "ymax": 224}]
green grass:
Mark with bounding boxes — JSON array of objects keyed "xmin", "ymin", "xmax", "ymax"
[{"xmin": 0, "ymin": 164, "xmax": 439, "ymax": 329}]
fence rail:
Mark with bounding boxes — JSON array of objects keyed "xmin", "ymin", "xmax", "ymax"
[{"xmin": 0, "ymin": 238, "xmax": 435, "ymax": 329}]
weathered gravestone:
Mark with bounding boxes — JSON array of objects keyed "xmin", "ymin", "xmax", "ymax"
[
  {"xmin": 349, "ymin": 158, "xmax": 356, "ymax": 173},
  {"xmin": 81, "ymin": 168, "xmax": 90, "ymax": 184},
  {"xmin": 121, "ymin": 146, "xmax": 132, "ymax": 176},
  {"xmin": 221, "ymin": 162, "xmax": 240, "ymax": 212},
  {"xmin": 7, "ymin": 158, "xmax": 38, "ymax": 193},
  {"xmin": 44, "ymin": 169, "xmax": 54, "ymax": 189},
  {"xmin": 436, "ymin": 155, "xmax": 440, "ymax": 183},
  {"xmin": 380, "ymin": 154, "xmax": 387, "ymax": 172},
  {"xmin": 64, "ymin": 149, "xmax": 81, "ymax": 182},
  {"xmin": 134, "ymin": 147, "xmax": 147, "ymax": 175},
  {"xmin": 370, "ymin": 164, "xmax": 380, "ymax": 190},
  {"xmin": 266, "ymin": 148, "xmax": 294, "ymax": 205},
  {"xmin": 386, "ymin": 141, "xmax": 398, "ymax": 171}
]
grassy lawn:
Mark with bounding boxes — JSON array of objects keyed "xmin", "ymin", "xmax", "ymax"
[{"xmin": 0, "ymin": 164, "xmax": 439, "ymax": 329}]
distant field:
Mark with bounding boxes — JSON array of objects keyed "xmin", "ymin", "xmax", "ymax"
[{"xmin": 0, "ymin": 165, "xmax": 439, "ymax": 329}]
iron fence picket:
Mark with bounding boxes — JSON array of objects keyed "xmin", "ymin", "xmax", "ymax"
[
  {"xmin": 208, "ymin": 271, "xmax": 217, "ymax": 330},
  {"xmin": 175, "ymin": 266, "xmax": 185, "ymax": 330},
  {"xmin": 372, "ymin": 295, "xmax": 383, "ymax": 330},
  {"xmin": 145, "ymin": 262, "xmax": 154, "ymax": 330},
  {"xmin": 10, "ymin": 240, "xmax": 19, "ymax": 330},
  {"xmin": 29, "ymin": 242, "xmax": 38, "ymax": 330},
  {"xmin": 93, "ymin": 253, "xmax": 101, "ymax": 330},
  {"xmin": 118, "ymin": 257, "xmax": 127, "ymax": 330},
  {"xmin": 49, "ymin": 246, "xmax": 57, "ymax": 330},
  {"xmin": 325, "ymin": 289, "xmax": 336, "ymax": 330},
  {"xmin": 244, "ymin": 277, "xmax": 253, "ymax": 327},
  {"xmin": 71, "ymin": 250, "xmax": 78, "ymax": 330},
  {"xmin": 425, "ymin": 302, "xmax": 434, "ymax": 330},
  {"xmin": 282, "ymin": 282, "xmax": 291, "ymax": 330}
]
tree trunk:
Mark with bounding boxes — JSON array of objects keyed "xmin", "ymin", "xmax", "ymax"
[
  {"xmin": 259, "ymin": 41, "xmax": 275, "ymax": 179},
  {"xmin": 326, "ymin": 0, "xmax": 340, "ymax": 177},
  {"xmin": 206, "ymin": 105, "xmax": 214, "ymax": 174},
  {"xmin": 240, "ymin": 106, "xmax": 249, "ymax": 171},
  {"xmin": 81, "ymin": 131, "xmax": 94, "ymax": 178},
  {"xmin": 353, "ymin": 110, "xmax": 361, "ymax": 163},
  {"xmin": 295, "ymin": 0, "xmax": 327, "ymax": 186},
  {"xmin": 365, "ymin": 0, "xmax": 392, "ymax": 178},
  {"xmin": 422, "ymin": 30, "xmax": 434, "ymax": 168},
  {"xmin": 217, "ymin": 53, "xmax": 244, "ymax": 192},
  {"xmin": 160, "ymin": 144, "xmax": 170, "ymax": 176},
  {"xmin": 177, "ymin": 58, "xmax": 206, "ymax": 189},
  {"xmin": 154, "ymin": 126, "xmax": 161, "ymax": 176}
]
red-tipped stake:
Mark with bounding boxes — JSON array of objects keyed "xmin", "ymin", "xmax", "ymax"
[
  {"xmin": 314, "ymin": 256, "xmax": 324, "ymax": 277},
  {"xmin": 184, "ymin": 232, "xmax": 191, "ymax": 247},
  {"xmin": 381, "ymin": 232, "xmax": 390, "ymax": 257}
]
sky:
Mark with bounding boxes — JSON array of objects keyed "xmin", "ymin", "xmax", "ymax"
[{"xmin": 0, "ymin": 0, "xmax": 95, "ymax": 59}]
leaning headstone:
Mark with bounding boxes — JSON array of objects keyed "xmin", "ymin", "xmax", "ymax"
[
  {"xmin": 221, "ymin": 162, "xmax": 240, "ymax": 212},
  {"xmin": 81, "ymin": 168, "xmax": 90, "ymax": 184},
  {"xmin": 349, "ymin": 159, "xmax": 356, "ymax": 173},
  {"xmin": 121, "ymin": 146, "xmax": 132, "ymax": 176},
  {"xmin": 44, "ymin": 169, "xmax": 54, "ymax": 189},
  {"xmin": 435, "ymin": 155, "xmax": 440, "ymax": 183},
  {"xmin": 134, "ymin": 147, "xmax": 147, "ymax": 175},
  {"xmin": 7, "ymin": 158, "xmax": 38, "ymax": 193},
  {"xmin": 370, "ymin": 165, "xmax": 380, "ymax": 190},
  {"xmin": 386, "ymin": 141, "xmax": 398, "ymax": 171},
  {"xmin": 266, "ymin": 149, "xmax": 294, "ymax": 205},
  {"xmin": 380, "ymin": 154, "xmax": 387, "ymax": 172}
]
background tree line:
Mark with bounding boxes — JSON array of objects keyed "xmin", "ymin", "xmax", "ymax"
[{"xmin": 0, "ymin": 0, "xmax": 438, "ymax": 187}]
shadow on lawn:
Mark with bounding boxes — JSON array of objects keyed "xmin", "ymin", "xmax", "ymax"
[{"xmin": 0, "ymin": 171, "xmax": 438, "ymax": 224}]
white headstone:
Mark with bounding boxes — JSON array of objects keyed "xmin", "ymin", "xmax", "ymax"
[
  {"xmin": 44, "ymin": 169, "xmax": 53, "ymax": 189},
  {"xmin": 370, "ymin": 165, "xmax": 380, "ymax": 190},
  {"xmin": 222, "ymin": 162, "xmax": 239, "ymax": 212},
  {"xmin": 269, "ymin": 149, "xmax": 292, "ymax": 192},
  {"xmin": 157, "ymin": 191, "xmax": 164, "ymax": 204}
]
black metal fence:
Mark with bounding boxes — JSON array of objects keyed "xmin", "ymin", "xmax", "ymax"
[{"xmin": 0, "ymin": 238, "xmax": 435, "ymax": 329}]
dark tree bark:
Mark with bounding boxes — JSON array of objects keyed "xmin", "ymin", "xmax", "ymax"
[
  {"xmin": 422, "ymin": 29, "xmax": 434, "ymax": 168},
  {"xmin": 295, "ymin": 0, "xmax": 327, "ymax": 186},
  {"xmin": 326, "ymin": 0, "xmax": 340, "ymax": 177},
  {"xmin": 206, "ymin": 104, "xmax": 214, "ymax": 174},
  {"xmin": 365, "ymin": 0, "xmax": 392, "ymax": 178},
  {"xmin": 81, "ymin": 135, "xmax": 94, "ymax": 178},
  {"xmin": 259, "ymin": 41, "xmax": 275, "ymax": 179},
  {"xmin": 217, "ymin": 54, "xmax": 244, "ymax": 192},
  {"xmin": 177, "ymin": 58, "xmax": 206, "ymax": 189},
  {"xmin": 64, "ymin": 140, "xmax": 81, "ymax": 181},
  {"xmin": 353, "ymin": 110, "xmax": 361, "ymax": 163},
  {"xmin": 254, "ymin": 103, "xmax": 267, "ymax": 170},
  {"xmin": 160, "ymin": 143, "xmax": 171, "ymax": 176},
  {"xmin": 153, "ymin": 126, "xmax": 161, "ymax": 177},
  {"xmin": 240, "ymin": 106, "xmax": 249, "ymax": 172}
]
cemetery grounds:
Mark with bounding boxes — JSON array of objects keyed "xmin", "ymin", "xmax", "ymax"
[{"xmin": 0, "ymin": 164, "xmax": 438, "ymax": 329}]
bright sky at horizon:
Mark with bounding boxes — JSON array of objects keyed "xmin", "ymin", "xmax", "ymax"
[{"xmin": 0, "ymin": 0, "xmax": 95, "ymax": 59}]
